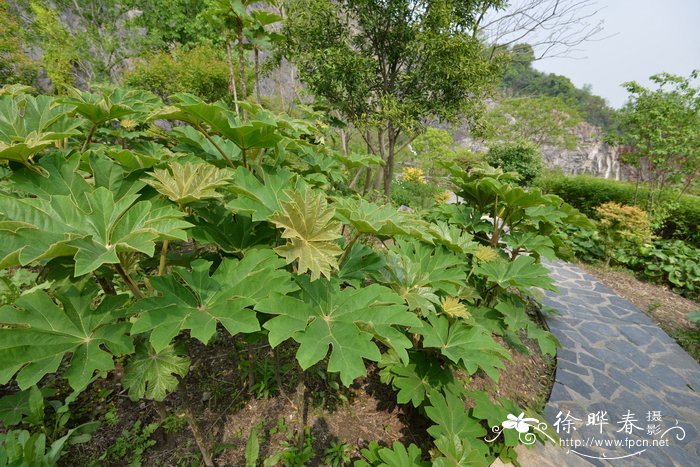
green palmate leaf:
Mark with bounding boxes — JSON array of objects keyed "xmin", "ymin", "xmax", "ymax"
[
  {"xmin": 106, "ymin": 142, "xmax": 168, "ymax": 171},
  {"xmin": 270, "ymin": 189, "xmax": 343, "ymax": 281},
  {"xmin": 0, "ymin": 185, "xmax": 191, "ymax": 276},
  {"xmin": 432, "ymin": 435, "xmax": 489, "ymax": 467},
  {"xmin": 425, "ymin": 389, "xmax": 487, "ymax": 441},
  {"xmin": 468, "ymin": 390, "xmax": 532, "ymax": 447},
  {"xmin": 526, "ymin": 326, "xmax": 559, "ymax": 357},
  {"xmin": 428, "ymin": 221, "xmax": 479, "ymax": 254},
  {"xmin": 189, "ymin": 207, "xmax": 276, "ymax": 254},
  {"xmin": 227, "ymin": 167, "xmax": 305, "ymax": 221},
  {"xmin": 143, "ymin": 161, "xmax": 233, "ymax": 205},
  {"xmin": 0, "ymin": 287, "xmax": 133, "ymax": 391},
  {"xmin": 417, "ymin": 315, "xmax": 510, "ymax": 381},
  {"xmin": 357, "ymin": 441, "xmax": 428, "ymax": 467},
  {"xmin": 60, "ymin": 87, "xmax": 161, "ymax": 125},
  {"xmin": 476, "ymin": 255, "xmax": 557, "ymax": 292},
  {"xmin": 332, "ymin": 196, "xmax": 432, "ymax": 240},
  {"xmin": 503, "ymin": 232, "xmax": 556, "ymax": 260},
  {"xmin": 257, "ymin": 278, "xmax": 421, "ymax": 385},
  {"xmin": 379, "ymin": 351, "xmax": 455, "ymax": 408},
  {"xmin": 337, "ymin": 242, "xmax": 385, "ymax": 286},
  {"xmin": 172, "ymin": 125, "xmax": 242, "ymax": 166},
  {"xmin": 150, "ymin": 93, "xmax": 282, "ymax": 153},
  {"xmin": 0, "ymin": 386, "xmax": 45, "ymax": 426},
  {"xmin": 0, "ymin": 94, "xmax": 80, "ymax": 165},
  {"xmin": 122, "ymin": 343, "xmax": 189, "ymax": 402},
  {"xmin": 9, "ymin": 152, "xmax": 144, "ymax": 204},
  {"xmin": 379, "ymin": 240, "xmax": 467, "ymax": 313},
  {"xmin": 130, "ymin": 250, "xmax": 296, "ymax": 351}
]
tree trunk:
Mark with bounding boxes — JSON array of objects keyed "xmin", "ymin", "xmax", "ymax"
[
  {"xmin": 383, "ymin": 124, "xmax": 396, "ymax": 197},
  {"xmin": 225, "ymin": 40, "xmax": 239, "ymax": 115},
  {"xmin": 237, "ymin": 21, "xmax": 247, "ymax": 102},
  {"xmin": 254, "ymin": 48, "xmax": 261, "ymax": 101}
]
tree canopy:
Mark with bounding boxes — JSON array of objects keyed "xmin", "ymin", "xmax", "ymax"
[{"xmin": 282, "ymin": 0, "xmax": 504, "ymax": 195}]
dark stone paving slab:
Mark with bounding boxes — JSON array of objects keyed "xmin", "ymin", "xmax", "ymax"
[{"xmin": 536, "ymin": 260, "xmax": 700, "ymax": 466}]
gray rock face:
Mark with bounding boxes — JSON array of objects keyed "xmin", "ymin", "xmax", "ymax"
[
  {"xmin": 541, "ymin": 122, "xmax": 623, "ymax": 180},
  {"xmin": 456, "ymin": 121, "xmax": 633, "ymax": 181}
]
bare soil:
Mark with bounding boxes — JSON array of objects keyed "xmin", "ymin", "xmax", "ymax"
[{"xmin": 62, "ymin": 319, "xmax": 555, "ymax": 466}]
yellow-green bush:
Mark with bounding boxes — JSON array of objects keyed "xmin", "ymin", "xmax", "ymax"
[{"xmin": 595, "ymin": 202, "xmax": 653, "ymax": 261}]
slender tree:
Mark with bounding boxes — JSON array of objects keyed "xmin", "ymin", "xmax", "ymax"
[{"xmin": 283, "ymin": 0, "xmax": 504, "ymax": 195}]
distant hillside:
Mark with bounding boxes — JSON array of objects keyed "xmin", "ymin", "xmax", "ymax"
[{"xmin": 500, "ymin": 44, "xmax": 616, "ymax": 131}]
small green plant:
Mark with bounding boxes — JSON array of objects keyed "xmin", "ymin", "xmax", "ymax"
[
  {"xmin": 689, "ymin": 311, "xmax": 700, "ymax": 325},
  {"xmin": 104, "ymin": 404, "xmax": 119, "ymax": 427},
  {"xmin": 323, "ymin": 440, "xmax": 353, "ymax": 466},
  {"xmin": 99, "ymin": 420, "xmax": 160, "ymax": 466},
  {"xmin": 264, "ymin": 426, "xmax": 315, "ymax": 467},
  {"xmin": 162, "ymin": 413, "xmax": 188, "ymax": 433}
]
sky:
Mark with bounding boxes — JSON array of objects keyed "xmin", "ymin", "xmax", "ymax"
[{"xmin": 530, "ymin": 0, "xmax": 700, "ymax": 108}]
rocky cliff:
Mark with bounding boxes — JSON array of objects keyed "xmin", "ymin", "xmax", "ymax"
[
  {"xmin": 456, "ymin": 121, "xmax": 628, "ymax": 180},
  {"xmin": 541, "ymin": 122, "xmax": 623, "ymax": 180}
]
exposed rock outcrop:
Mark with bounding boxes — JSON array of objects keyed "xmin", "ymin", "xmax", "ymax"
[
  {"xmin": 541, "ymin": 122, "xmax": 622, "ymax": 180},
  {"xmin": 456, "ymin": 121, "xmax": 628, "ymax": 180}
]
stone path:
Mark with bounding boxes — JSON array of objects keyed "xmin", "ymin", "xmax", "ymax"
[{"xmin": 534, "ymin": 260, "xmax": 700, "ymax": 466}]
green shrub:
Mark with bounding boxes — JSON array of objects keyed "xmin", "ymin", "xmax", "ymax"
[
  {"xmin": 124, "ymin": 44, "xmax": 230, "ymax": 103},
  {"xmin": 536, "ymin": 174, "xmax": 700, "ymax": 246},
  {"xmin": 391, "ymin": 168, "xmax": 446, "ymax": 209},
  {"xmin": 615, "ymin": 240, "xmax": 700, "ymax": 300},
  {"xmin": 485, "ymin": 142, "xmax": 543, "ymax": 186}
]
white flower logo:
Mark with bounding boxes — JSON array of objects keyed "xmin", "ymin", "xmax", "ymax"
[{"xmin": 502, "ymin": 412, "xmax": 539, "ymax": 433}]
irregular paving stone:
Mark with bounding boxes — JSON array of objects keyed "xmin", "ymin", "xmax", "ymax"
[
  {"xmin": 578, "ymin": 352, "xmax": 606, "ymax": 372},
  {"xmin": 537, "ymin": 260, "xmax": 700, "ymax": 466}
]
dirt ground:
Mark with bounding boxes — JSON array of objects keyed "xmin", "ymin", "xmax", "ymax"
[{"xmin": 63, "ymin": 320, "xmax": 555, "ymax": 466}]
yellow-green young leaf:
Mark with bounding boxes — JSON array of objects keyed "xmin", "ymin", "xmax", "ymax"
[
  {"xmin": 143, "ymin": 162, "xmax": 232, "ymax": 205},
  {"xmin": 270, "ymin": 190, "xmax": 342, "ymax": 281},
  {"xmin": 440, "ymin": 297, "xmax": 470, "ymax": 320}
]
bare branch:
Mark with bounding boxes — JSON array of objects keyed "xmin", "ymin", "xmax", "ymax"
[{"xmin": 478, "ymin": 0, "xmax": 608, "ymax": 60}]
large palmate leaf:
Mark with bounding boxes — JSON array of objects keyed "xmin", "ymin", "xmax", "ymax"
[
  {"xmin": 122, "ymin": 343, "xmax": 189, "ymax": 402},
  {"xmin": 0, "ymin": 94, "xmax": 80, "ymax": 165},
  {"xmin": 60, "ymin": 87, "xmax": 161, "ymax": 125},
  {"xmin": 416, "ymin": 315, "xmax": 510, "ymax": 381},
  {"xmin": 149, "ymin": 93, "xmax": 282, "ymax": 155},
  {"xmin": 332, "ymin": 196, "xmax": 432, "ymax": 241},
  {"xmin": 143, "ymin": 161, "xmax": 233, "ymax": 205},
  {"xmin": 378, "ymin": 240, "xmax": 467, "ymax": 313},
  {"xmin": 130, "ymin": 250, "xmax": 296, "ymax": 351},
  {"xmin": 428, "ymin": 221, "xmax": 479, "ymax": 254},
  {"xmin": 357, "ymin": 441, "xmax": 429, "ymax": 467},
  {"xmin": 189, "ymin": 207, "xmax": 276, "ymax": 254},
  {"xmin": 270, "ymin": 189, "xmax": 343, "ymax": 280},
  {"xmin": 425, "ymin": 389, "xmax": 487, "ymax": 442},
  {"xmin": 0, "ymin": 386, "xmax": 45, "ymax": 426},
  {"xmin": 257, "ymin": 277, "xmax": 421, "ymax": 385},
  {"xmin": 227, "ymin": 167, "xmax": 305, "ymax": 221},
  {"xmin": 0, "ymin": 186, "xmax": 191, "ymax": 275},
  {"xmin": 432, "ymin": 435, "xmax": 489, "ymax": 467},
  {"xmin": 171, "ymin": 125, "xmax": 242, "ymax": 166},
  {"xmin": 476, "ymin": 255, "xmax": 557, "ymax": 292},
  {"xmin": 379, "ymin": 351, "xmax": 455, "ymax": 407},
  {"xmin": 0, "ymin": 287, "xmax": 133, "ymax": 391}
]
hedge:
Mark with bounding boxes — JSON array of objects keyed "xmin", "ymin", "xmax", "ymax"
[{"xmin": 536, "ymin": 174, "xmax": 700, "ymax": 247}]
